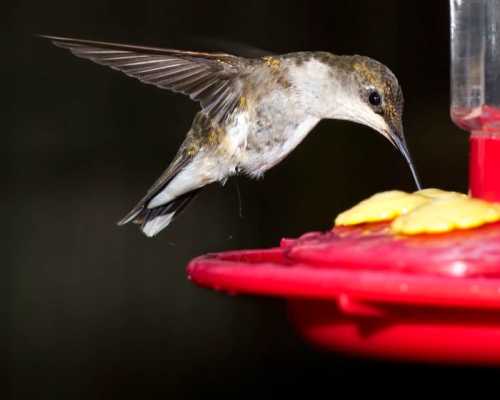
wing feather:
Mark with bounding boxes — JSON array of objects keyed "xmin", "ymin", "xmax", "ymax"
[{"xmin": 42, "ymin": 35, "xmax": 252, "ymax": 123}]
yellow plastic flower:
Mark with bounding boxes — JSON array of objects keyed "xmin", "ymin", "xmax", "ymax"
[
  {"xmin": 335, "ymin": 190, "xmax": 429, "ymax": 226},
  {"xmin": 334, "ymin": 188, "xmax": 500, "ymax": 235},
  {"xmin": 391, "ymin": 196, "xmax": 500, "ymax": 235}
]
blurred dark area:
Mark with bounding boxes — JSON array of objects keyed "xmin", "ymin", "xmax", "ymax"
[{"xmin": 7, "ymin": 0, "xmax": 496, "ymax": 398}]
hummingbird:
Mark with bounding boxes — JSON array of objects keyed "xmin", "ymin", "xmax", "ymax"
[{"xmin": 42, "ymin": 35, "xmax": 421, "ymax": 237}]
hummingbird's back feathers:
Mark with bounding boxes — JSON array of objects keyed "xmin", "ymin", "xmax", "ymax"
[
  {"xmin": 184, "ymin": 36, "xmax": 275, "ymax": 58},
  {"xmin": 41, "ymin": 35, "xmax": 253, "ymax": 124}
]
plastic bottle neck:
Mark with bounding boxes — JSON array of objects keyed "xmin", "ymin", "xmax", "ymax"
[{"xmin": 470, "ymin": 131, "xmax": 500, "ymax": 201}]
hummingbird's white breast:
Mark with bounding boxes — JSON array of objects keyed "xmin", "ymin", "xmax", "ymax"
[
  {"xmin": 236, "ymin": 57, "xmax": 330, "ymax": 177},
  {"xmin": 239, "ymin": 115, "xmax": 320, "ymax": 177},
  {"xmin": 237, "ymin": 90, "xmax": 320, "ymax": 177}
]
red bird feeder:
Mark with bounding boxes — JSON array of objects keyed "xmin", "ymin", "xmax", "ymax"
[{"xmin": 188, "ymin": 0, "xmax": 500, "ymax": 364}]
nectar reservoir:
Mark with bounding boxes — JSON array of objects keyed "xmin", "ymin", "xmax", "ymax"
[{"xmin": 450, "ymin": 0, "xmax": 500, "ymax": 201}]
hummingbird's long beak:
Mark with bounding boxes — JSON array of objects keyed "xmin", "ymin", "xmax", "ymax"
[{"xmin": 388, "ymin": 130, "xmax": 422, "ymax": 190}]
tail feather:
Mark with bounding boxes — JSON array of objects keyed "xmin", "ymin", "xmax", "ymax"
[
  {"xmin": 117, "ymin": 205, "xmax": 143, "ymax": 226},
  {"xmin": 119, "ymin": 189, "xmax": 200, "ymax": 237}
]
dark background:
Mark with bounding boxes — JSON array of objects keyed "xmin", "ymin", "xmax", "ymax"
[{"xmin": 7, "ymin": 0, "xmax": 495, "ymax": 398}]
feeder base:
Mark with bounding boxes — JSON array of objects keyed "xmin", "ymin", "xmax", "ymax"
[
  {"xmin": 289, "ymin": 300, "xmax": 500, "ymax": 364},
  {"xmin": 188, "ymin": 222, "xmax": 500, "ymax": 364}
]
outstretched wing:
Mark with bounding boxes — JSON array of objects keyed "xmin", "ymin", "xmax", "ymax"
[{"xmin": 41, "ymin": 35, "xmax": 251, "ymax": 123}]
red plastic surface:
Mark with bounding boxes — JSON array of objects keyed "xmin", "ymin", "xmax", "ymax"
[
  {"xmin": 188, "ymin": 223, "xmax": 500, "ymax": 364},
  {"xmin": 189, "ymin": 108, "xmax": 500, "ymax": 363},
  {"xmin": 288, "ymin": 300, "xmax": 500, "ymax": 364},
  {"xmin": 452, "ymin": 105, "xmax": 500, "ymax": 202},
  {"xmin": 470, "ymin": 134, "xmax": 500, "ymax": 202}
]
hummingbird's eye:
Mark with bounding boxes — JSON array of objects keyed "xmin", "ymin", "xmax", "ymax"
[{"xmin": 368, "ymin": 91, "xmax": 382, "ymax": 106}]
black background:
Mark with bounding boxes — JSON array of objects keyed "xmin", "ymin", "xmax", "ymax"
[{"xmin": 7, "ymin": 0, "xmax": 496, "ymax": 398}]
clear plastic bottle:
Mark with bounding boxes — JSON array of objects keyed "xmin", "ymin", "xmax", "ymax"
[
  {"xmin": 450, "ymin": 0, "xmax": 500, "ymax": 133},
  {"xmin": 450, "ymin": 0, "xmax": 500, "ymax": 201}
]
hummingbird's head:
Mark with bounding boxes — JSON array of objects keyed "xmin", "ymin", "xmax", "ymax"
[
  {"xmin": 344, "ymin": 56, "xmax": 420, "ymax": 188},
  {"xmin": 311, "ymin": 54, "xmax": 421, "ymax": 189}
]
